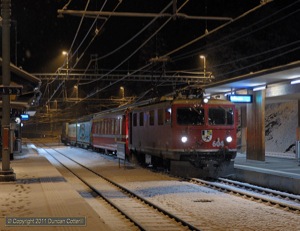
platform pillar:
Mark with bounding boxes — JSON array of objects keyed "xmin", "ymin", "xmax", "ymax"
[
  {"xmin": 246, "ymin": 89, "xmax": 266, "ymax": 161},
  {"xmin": 0, "ymin": 0, "xmax": 16, "ymax": 182},
  {"xmin": 297, "ymin": 100, "xmax": 300, "ymax": 140},
  {"xmin": 239, "ymin": 106, "xmax": 247, "ymax": 153},
  {"xmin": 297, "ymin": 101, "xmax": 300, "ymax": 164}
]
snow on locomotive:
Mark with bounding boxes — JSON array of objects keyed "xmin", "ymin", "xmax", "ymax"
[{"xmin": 62, "ymin": 93, "xmax": 237, "ymax": 178}]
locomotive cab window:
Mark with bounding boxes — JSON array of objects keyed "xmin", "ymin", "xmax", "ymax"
[
  {"xmin": 133, "ymin": 113, "xmax": 137, "ymax": 127},
  {"xmin": 176, "ymin": 107, "xmax": 204, "ymax": 125},
  {"xmin": 208, "ymin": 107, "xmax": 234, "ymax": 125},
  {"xmin": 149, "ymin": 110, "xmax": 155, "ymax": 126},
  {"xmin": 165, "ymin": 108, "xmax": 171, "ymax": 124},
  {"xmin": 139, "ymin": 112, "xmax": 144, "ymax": 126},
  {"xmin": 158, "ymin": 108, "xmax": 164, "ymax": 125}
]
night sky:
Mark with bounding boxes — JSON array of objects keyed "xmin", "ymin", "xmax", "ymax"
[
  {"xmin": 8, "ymin": 1, "xmax": 271, "ymax": 71},
  {"xmin": 5, "ymin": 0, "xmax": 300, "ymax": 112},
  {"xmin": 10, "ymin": 1, "xmax": 299, "ymax": 71}
]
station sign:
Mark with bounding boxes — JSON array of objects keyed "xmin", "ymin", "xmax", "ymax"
[
  {"xmin": 117, "ymin": 142, "xmax": 126, "ymax": 160},
  {"xmin": 20, "ymin": 114, "xmax": 30, "ymax": 121},
  {"xmin": 0, "ymin": 85, "xmax": 22, "ymax": 95},
  {"xmin": 228, "ymin": 94, "xmax": 253, "ymax": 103}
]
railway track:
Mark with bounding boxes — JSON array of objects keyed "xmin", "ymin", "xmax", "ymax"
[
  {"xmin": 33, "ymin": 140, "xmax": 300, "ymax": 215},
  {"xmin": 28, "ymin": 141, "xmax": 299, "ymax": 230},
  {"xmin": 190, "ymin": 177, "xmax": 300, "ymax": 214},
  {"xmin": 38, "ymin": 145, "xmax": 200, "ymax": 231}
]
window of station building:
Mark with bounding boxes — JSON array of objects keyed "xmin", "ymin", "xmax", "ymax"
[
  {"xmin": 133, "ymin": 113, "xmax": 137, "ymax": 127},
  {"xmin": 139, "ymin": 112, "xmax": 144, "ymax": 126},
  {"xmin": 158, "ymin": 108, "xmax": 164, "ymax": 125},
  {"xmin": 149, "ymin": 110, "xmax": 155, "ymax": 126}
]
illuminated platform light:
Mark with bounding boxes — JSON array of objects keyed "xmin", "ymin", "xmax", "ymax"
[
  {"xmin": 224, "ymin": 92, "xmax": 233, "ymax": 97},
  {"xmin": 291, "ymin": 79, "xmax": 300, "ymax": 85},
  {"xmin": 253, "ymin": 85, "xmax": 266, "ymax": 91}
]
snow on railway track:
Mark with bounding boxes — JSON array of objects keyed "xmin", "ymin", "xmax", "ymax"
[
  {"xmin": 28, "ymin": 140, "xmax": 300, "ymax": 231},
  {"xmin": 190, "ymin": 178, "xmax": 300, "ymax": 213},
  {"xmin": 41, "ymin": 147, "xmax": 199, "ymax": 231}
]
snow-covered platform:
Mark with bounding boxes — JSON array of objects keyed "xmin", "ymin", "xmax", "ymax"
[
  {"xmin": 0, "ymin": 146, "xmax": 112, "ymax": 231},
  {"xmin": 232, "ymin": 153, "xmax": 300, "ymax": 195}
]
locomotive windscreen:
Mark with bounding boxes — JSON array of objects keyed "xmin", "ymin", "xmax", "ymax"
[
  {"xmin": 177, "ymin": 107, "xmax": 204, "ymax": 125},
  {"xmin": 208, "ymin": 107, "xmax": 234, "ymax": 125}
]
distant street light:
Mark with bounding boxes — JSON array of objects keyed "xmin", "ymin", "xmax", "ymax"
[
  {"xmin": 53, "ymin": 100, "xmax": 57, "ymax": 110},
  {"xmin": 120, "ymin": 86, "xmax": 125, "ymax": 99},
  {"xmin": 62, "ymin": 51, "xmax": 69, "ymax": 101},
  {"xmin": 200, "ymin": 55, "xmax": 206, "ymax": 79},
  {"xmin": 74, "ymin": 85, "xmax": 78, "ymax": 99},
  {"xmin": 62, "ymin": 51, "xmax": 69, "ymax": 76}
]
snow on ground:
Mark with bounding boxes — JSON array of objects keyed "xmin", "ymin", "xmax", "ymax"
[{"xmin": 51, "ymin": 146, "xmax": 300, "ymax": 231}]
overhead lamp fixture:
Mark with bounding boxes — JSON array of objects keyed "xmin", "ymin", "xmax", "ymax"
[
  {"xmin": 26, "ymin": 111, "xmax": 36, "ymax": 116},
  {"xmin": 291, "ymin": 79, "xmax": 300, "ymax": 85},
  {"xmin": 224, "ymin": 92, "xmax": 233, "ymax": 97},
  {"xmin": 253, "ymin": 85, "xmax": 266, "ymax": 91}
]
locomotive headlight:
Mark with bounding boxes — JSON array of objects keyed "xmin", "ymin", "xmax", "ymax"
[
  {"xmin": 181, "ymin": 136, "xmax": 188, "ymax": 143},
  {"xmin": 226, "ymin": 136, "xmax": 233, "ymax": 143}
]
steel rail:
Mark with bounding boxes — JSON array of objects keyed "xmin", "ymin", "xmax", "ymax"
[{"xmin": 42, "ymin": 146, "xmax": 201, "ymax": 231}]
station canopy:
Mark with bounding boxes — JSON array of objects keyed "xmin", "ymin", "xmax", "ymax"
[
  {"xmin": 0, "ymin": 58, "xmax": 41, "ymax": 111},
  {"xmin": 204, "ymin": 60, "xmax": 300, "ymax": 103}
]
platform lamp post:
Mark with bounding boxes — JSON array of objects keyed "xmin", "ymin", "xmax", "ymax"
[
  {"xmin": 0, "ymin": 0, "xmax": 16, "ymax": 181},
  {"xmin": 12, "ymin": 19, "xmax": 17, "ymax": 66},
  {"xmin": 62, "ymin": 51, "xmax": 69, "ymax": 101},
  {"xmin": 74, "ymin": 85, "xmax": 78, "ymax": 100},
  {"xmin": 62, "ymin": 51, "xmax": 69, "ymax": 76},
  {"xmin": 200, "ymin": 55, "xmax": 206, "ymax": 82},
  {"xmin": 0, "ymin": 17, "xmax": 17, "ymax": 66},
  {"xmin": 120, "ymin": 86, "xmax": 125, "ymax": 99}
]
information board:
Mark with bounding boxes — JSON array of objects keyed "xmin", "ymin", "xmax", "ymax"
[{"xmin": 117, "ymin": 142, "xmax": 126, "ymax": 160}]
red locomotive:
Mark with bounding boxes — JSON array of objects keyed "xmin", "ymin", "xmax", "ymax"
[
  {"xmin": 62, "ymin": 91, "xmax": 237, "ymax": 178},
  {"xmin": 129, "ymin": 95, "xmax": 237, "ymax": 177}
]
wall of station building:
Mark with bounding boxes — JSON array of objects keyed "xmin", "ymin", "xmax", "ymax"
[
  {"xmin": 265, "ymin": 100, "xmax": 298, "ymax": 158},
  {"xmin": 237, "ymin": 100, "xmax": 298, "ymax": 158}
]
